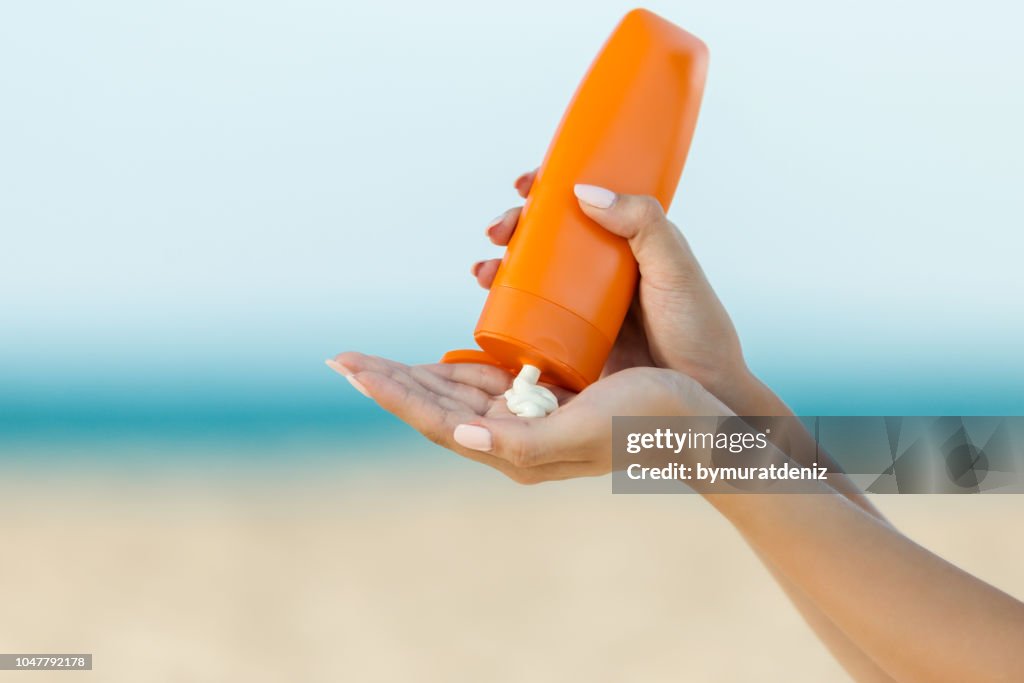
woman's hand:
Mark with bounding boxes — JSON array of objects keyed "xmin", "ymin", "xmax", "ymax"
[
  {"xmin": 475, "ymin": 171, "xmax": 752, "ymax": 408},
  {"xmin": 327, "ymin": 353, "xmax": 727, "ymax": 484},
  {"xmin": 328, "ymin": 173, "xmax": 753, "ymax": 482}
]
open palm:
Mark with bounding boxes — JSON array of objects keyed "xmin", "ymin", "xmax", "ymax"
[
  {"xmin": 330, "ymin": 352, "xmax": 573, "ymax": 480},
  {"xmin": 328, "ymin": 352, "xmax": 710, "ymax": 484}
]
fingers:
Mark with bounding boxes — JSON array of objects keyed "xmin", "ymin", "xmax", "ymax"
[
  {"xmin": 488, "ymin": 177, "xmax": 699, "ymax": 289},
  {"xmin": 572, "ymin": 183, "xmax": 701, "ymax": 287},
  {"xmin": 425, "ymin": 361, "xmax": 513, "ymax": 396},
  {"xmin": 484, "ymin": 207, "xmax": 521, "ymax": 246},
  {"xmin": 468, "ymin": 169, "xmax": 537, "ymax": 288},
  {"xmin": 330, "ymin": 352, "xmax": 491, "ymax": 414},
  {"xmin": 452, "ymin": 414, "xmax": 606, "ymax": 485},
  {"xmin": 470, "ymin": 258, "xmax": 502, "ymax": 289},
  {"xmin": 355, "ymin": 369, "xmax": 551, "ymax": 481},
  {"xmin": 514, "ymin": 169, "xmax": 537, "ymax": 198},
  {"xmin": 332, "ymin": 353, "xmax": 603, "ymax": 485},
  {"xmin": 352, "ymin": 369, "xmax": 461, "ymax": 446},
  {"xmin": 474, "ymin": 202, "xmax": 522, "ymax": 288},
  {"xmin": 325, "ymin": 358, "xmax": 371, "ymax": 397},
  {"xmin": 330, "ymin": 351, "xmax": 370, "ymax": 374},
  {"xmin": 453, "ymin": 411, "xmax": 592, "ymax": 469},
  {"xmin": 347, "ymin": 368, "xmax": 485, "ymax": 461}
]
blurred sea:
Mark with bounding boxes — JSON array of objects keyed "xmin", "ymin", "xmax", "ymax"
[
  {"xmin": 3, "ymin": 346, "xmax": 1022, "ymax": 469},
  {"xmin": 2, "ymin": 0, "xmax": 1021, "ymax": 469},
  {"xmin": 0, "ymin": 358, "xmax": 416, "ymax": 470}
]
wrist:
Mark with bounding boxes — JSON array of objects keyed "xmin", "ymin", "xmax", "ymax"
[
  {"xmin": 690, "ymin": 357, "xmax": 790, "ymax": 417},
  {"xmin": 660, "ymin": 368, "xmax": 735, "ymax": 418}
]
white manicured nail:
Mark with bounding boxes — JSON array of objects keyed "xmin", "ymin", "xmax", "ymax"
[
  {"xmin": 573, "ymin": 183, "xmax": 616, "ymax": 209},
  {"xmin": 453, "ymin": 424, "xmax": 493, "ymax": 452},
  {"xmin": 325, "ymin": 359, "xmax": 352, "ymax": 377},
  {"xmin": 346, "ymin": 375, "xmax": 370, "ymax": 398}
]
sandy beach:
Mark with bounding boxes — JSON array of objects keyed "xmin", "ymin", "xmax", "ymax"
[{"xmin": 2, "ymin": 444, "xmax": 1022, "ymax": 682}]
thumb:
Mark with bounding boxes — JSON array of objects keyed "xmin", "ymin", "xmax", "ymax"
[
  {"xmin": 573, "ymin": 183, "xmax": 699, "ymax": 285},
  {"xmin": 453, "ymin": 412, "xmax": 588, "ymax": 469}
]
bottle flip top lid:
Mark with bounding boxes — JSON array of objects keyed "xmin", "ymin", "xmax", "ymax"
[{"xmin": 440, "ymin": 348, "xmax": 506, "ymax": 368}]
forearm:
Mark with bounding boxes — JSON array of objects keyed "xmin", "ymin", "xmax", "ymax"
[
  {"xmin": 709, "ymin": 370, "xmax": 897, "ymax": 681},
  {"xmin": 702, "ymin": 370, "xmax": 1024, "ymax": 680},
  {"xmin": 725, "ymin": 371, "xmax": 887, "ymax": 523},
  {"xmin": 754, "ymin": 551, "xmax": 897, "ymax": 683},
  {"xmin": 703, "ymin": 482, "xmax": 1024, "ymax": 683}
]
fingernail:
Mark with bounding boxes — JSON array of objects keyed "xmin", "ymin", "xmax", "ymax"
[
  {"xmin": 325, "ymin": 359, "xmax": 352, "ymax": 377},
  {"xmin": 453, "ymin": 424, "xmax": 493, "ymax": 452},
  {"xmin": 485, "ymin": 212, "xmax": 505, "ymax": 235},
  {"xmin": 574, "ymin": 183, "xmax": 616, "ymax": 209},
  {"xmin": 471, "ymin": 261, "xmax": 484, "ymax": 277},
  {"xmin": 346, "ymin": 375, "xmax": 370, "ymax": 398},
  {"xmin": 326, "ymin": 360, "xmax": 370, "ymax": 398}
]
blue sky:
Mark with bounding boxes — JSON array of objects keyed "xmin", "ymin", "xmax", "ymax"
[{"xmin": 2, "ymin": 0, "xmax": 1022, "ymax": 426}]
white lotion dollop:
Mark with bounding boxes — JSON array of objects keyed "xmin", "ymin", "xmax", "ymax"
[{"xmin": 504, "ymin": 364, "xmax": 558, "ymax": 418}]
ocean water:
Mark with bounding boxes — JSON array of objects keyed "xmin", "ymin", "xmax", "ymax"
[
  {"xmin": 0, "ymin": 365, "xmax": 421, "ymax": 469},
  {"xmin": 2, "ymin": 0, "xmax": 1021, "ymax": 468},
  {"xmin": 3, "ymin": 352, "xmax": 1021, "ymax": 471}
]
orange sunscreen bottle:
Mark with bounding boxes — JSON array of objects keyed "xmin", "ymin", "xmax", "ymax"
[{"xmin": 442, "ymin": 9, "xmax": 708, "ymax": 392}]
